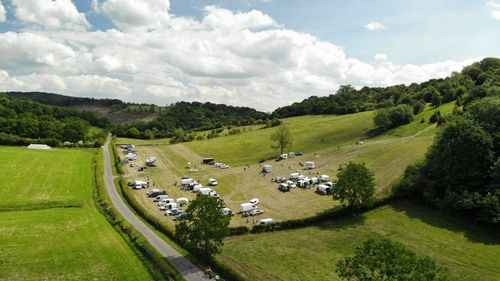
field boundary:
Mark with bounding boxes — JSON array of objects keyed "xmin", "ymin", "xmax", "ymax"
[{"xmin": 92, "ymin": 149, "xmax": 183, "ymax": 281}]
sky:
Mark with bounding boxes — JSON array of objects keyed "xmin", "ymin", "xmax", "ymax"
[{"xmin": 0, "ymin": 0, "xmax": 498, "ymax": 111}]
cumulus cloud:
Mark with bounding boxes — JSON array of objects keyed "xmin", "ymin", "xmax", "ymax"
[
  {"xmin": 0, "ymin": 5, "xmax": 476, "ymax": 111},
  {"xmin": 487, "ymin": 1, "xmax": 500, "ymax": 20},
  {"xmin": 93, "ymin": 0, "xmax": 170, "ymax": 30},
  {"xmin": 12, "ymin": 0, "xmax": 90, "ymax": 30},
  {"xmin": 0, "ymin": 2, "xmax": 6, "ymax": 23},
  {"xmin": 365, "ymin": 21, "xmax": 386, "ymax": 31}
]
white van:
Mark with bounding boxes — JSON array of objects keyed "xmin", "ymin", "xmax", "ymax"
[{"xmin": 258, "ymin": 218, "xmax": 274, "ymax": 225}]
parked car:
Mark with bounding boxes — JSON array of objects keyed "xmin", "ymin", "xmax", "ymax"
[
  {"xmin": 257, "ymin": 159, "xmax": 266, "ymax": 163},
  {"xmin": 208, "ymin": 178, "xmax": 218, "ymax": 186},
  {"xmin": 249, "ymin": 209, "xmax": 264, "ymax": 216},
  {"xmin": 174, "ymin": 212, "xmax": 190, "ymax": 221},
  {"xmin": 295, "ymin": 152, "xmax": 304, "ymax": 156},
  {"xmin": 165, "ymin": 209, "xmax": 181, "ymax": 216}
]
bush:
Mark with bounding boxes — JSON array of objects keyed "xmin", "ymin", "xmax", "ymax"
[{"xmin": 374, "ymin": 104, "xmax": 414, "ymax": 132}]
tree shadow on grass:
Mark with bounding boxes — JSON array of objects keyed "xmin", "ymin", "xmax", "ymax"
[
  {"xmin": 389, "ymin": 200, "xmax": 500, "ymax": 245},
  {"xmin": 315, "ymin": 212, "xmax": 367, "ymax": 231}
]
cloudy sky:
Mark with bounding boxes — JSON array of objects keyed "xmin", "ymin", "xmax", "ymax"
[{"xmin": 0, "ymin": 0, "xmax": 498, "ymax": 111}]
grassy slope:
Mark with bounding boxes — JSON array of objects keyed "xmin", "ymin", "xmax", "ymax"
[
  {"xmin": 0, "ymin": 147, "xmax": 93, "ymax": 208},
  {"xmin": 186, "ymin": 111, "xmax": 374, "ymax": 167},
  {"xmin": 0, "ymin": 147, "xmax": 152, "ymax": 281},
  {"xmin": 219, "ymin": 200, "xmax": 500, "ymax": 281},
  {"xmin": 386, "ymin": 102, "xmax": 455, "ymax": 137}
]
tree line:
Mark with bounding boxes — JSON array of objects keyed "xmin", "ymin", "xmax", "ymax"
[
  {"xmin": 272, "ymin": 58, "xmax": 499, "ymax": 119},
  {"xmin": 112, "ymin": 101, "xmax": 271, "ymax": 139},
  {"xmin": 0, "ymin": 94, "xmax": 108, "ymax": 146}
]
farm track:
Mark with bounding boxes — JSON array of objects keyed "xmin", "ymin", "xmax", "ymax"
[{"xmin": 102, "ymin": 135, "xmax": 206, "ymax": 281}]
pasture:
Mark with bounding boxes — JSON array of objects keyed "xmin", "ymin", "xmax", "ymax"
[
  {"xmin": 186, "ymin": 111, "xmax": 374, "ymax": 167},
  {"xmin": 219, "ymin": 200, "xmax": 500, "ymax": 281},
  {"xmin": 0, "ymin": 207, "xmax": 152, "ymax": 281},
  {"xmin": 0, "ymin": 146, "xmax": 152, "ymax": 281},
  {"xmin": 0, "ymin": 147, "xmax": 93, "ymax": 209}
]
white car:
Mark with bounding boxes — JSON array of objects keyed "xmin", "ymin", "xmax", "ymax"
[
  {"xmin": 209, "ymin": 191, "xmax": 220, "ymax": 198},
  {"xmin": 249, "ymin": 209, "xmax": 264, "ymax": 216},
  {"xmin": 208, "ymin": 178, "xmax": 218, "ymax": 186}
]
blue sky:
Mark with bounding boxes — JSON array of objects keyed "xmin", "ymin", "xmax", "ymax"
[
  {"xmin": 0, "ymin": 0, "xmax": 498, "ymax": 110},
  {"xmin": 167, "ymin": 0, "xmax": 500, "ymax": 64}
]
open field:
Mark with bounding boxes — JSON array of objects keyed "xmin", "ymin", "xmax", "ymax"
[
  {"xmin": 0, "ymin": 146, "xmax": 152, "ymax": 281},
  {"xmin": 0, "ymin": 147, "xmax": 93, "ymax": 209},
  {"xmin": 120, "ymin": 108, "xmax": 436, "ymax": 227},
  {"xmin": 186, "ymin": 111, "xmax": 374, "ymax": 167},
  {"xmin": 218, "ymin": 200, "xmax": 500, "ymax": 281},
  {"xmin": 0, "ymin": 207, "xmax": 152, "ymax": 281}
]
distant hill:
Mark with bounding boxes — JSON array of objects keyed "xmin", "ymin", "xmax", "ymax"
[
  {"xmin": 4, "ymin": 92, "xmax": 164, "ymax": 123},
  {"xmin": 272, "ymin": 57, "xmax": 500, "ymax": 118},
  {"xmin": 0, "ymin": 93, "xmax": 108, "ymax": 146}
]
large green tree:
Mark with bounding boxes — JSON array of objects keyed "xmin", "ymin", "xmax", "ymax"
[
  {"xmin": 175, "ymin": 194, "xmax": 230, "ymax": 260},
  {"xmin": 271, "ymin": 125, "xmax": 293, "ymax": 154},
  {"xmin": 336, "ymin": 238, "xmax": 448, "ymax": 281},
  {"xmin": 333, "ymin": 162, "xmax": 375, "ymax": 212}
]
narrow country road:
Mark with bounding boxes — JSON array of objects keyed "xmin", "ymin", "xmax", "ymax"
[{"xmin": 102, "ymin": 135, "xmax": 206, "ymax": 281}]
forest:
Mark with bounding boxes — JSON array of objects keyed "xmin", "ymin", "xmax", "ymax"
[{"xmin": 0, "ymin": 94, "xmax": 108, "ymax": 147}]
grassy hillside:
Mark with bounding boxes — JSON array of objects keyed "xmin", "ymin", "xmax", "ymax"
[
  {"xmin": 186, "ymin": 111, "xmax": 374, "ymax": 167},
  {"xmin": 0, "ymin": 146, "xmax": 152, "ymax": 280},
  {"xmin": 386, "ymin": 102, "xmax": 455, "ymax": 137},
  {"xmin": 219, "ymin": 200, "xmax": 500, "ymax": 281},
  {"xmin": 0, "ymin": 147, "xmax": 93, "ymax": 209}
]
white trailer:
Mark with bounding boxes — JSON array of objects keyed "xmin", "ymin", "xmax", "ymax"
[
  {"xmin": 289, "ymin": 172, "xmax": 301, "ymax": 180},
  {"xmin": 316, "ymin": 184, "xmax": 332, "ymax": 195},
  {"xmin": 240, "ymin": 202, "xmax": 257, "ymax": 213},
  {"xmin": 164, "ymin": 203, "xmax": 179, "ymax": 210},
  {"xmin": 263, "ymin": 164, "xmax": 272, "ymax": 173},
  {"xmin": 199, "ymin": 187, "xmax": 213, "ymax": 195},
  {"xmin": 181, "ymin": 178, "xmax": 194, "ymax": 185},
  {"xmin": 176, "ymin": 197, "xmax": 189, "ymax": 206},
  {"xmin": 304, "ymin": 161, "xmax": 316, "ymax": 170},
  {"xmin": 320, "ymin": 175, "xmax": 330, "ymax": 182},
  {"xmin": 192, "ymin": 184, "xmax": 204, "ymax": 192}
]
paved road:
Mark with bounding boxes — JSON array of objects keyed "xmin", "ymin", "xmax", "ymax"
[{"xmin": 102, "ymin": 136, "xmax": 206, "ymax": 281}]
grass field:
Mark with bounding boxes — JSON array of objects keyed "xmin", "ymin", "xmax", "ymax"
[
  {"xmin": 0, "ymin": 146, "xmax": 152, "ymax": 281},
  {"xmin": 0, "ymin": 207, "xmax": 151, "ymax": 281},
  {"xmin": 0, "ymin": 147, "xmax": 93, "ymax": 209},
  {"xmin": 186, "ymin": 111, "xmax": 374, "ymax": 167},
  {"xmin": 218, "ymin": 200, "xmax": 500, "ymax": 281}
]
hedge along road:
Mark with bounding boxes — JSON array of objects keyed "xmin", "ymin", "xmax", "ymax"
[{"xmin": 102, "ymin": 135, "xmax": 206, "ymax": 281}]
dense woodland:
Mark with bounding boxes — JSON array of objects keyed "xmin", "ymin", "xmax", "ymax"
[
  {"xmin": 0, "ymin": 94, "xmax": 108, "ymax": 146},
  {"xmin": 272, "ymin": 58, "xmax": 500, "ymax": 118},
  {"xmin": 393, "ymin": 58, "xmax": 500, "ymax": 225},
  {"xmin": 112, "ymin": 101, "xmax": 270, "ymax": 139}
]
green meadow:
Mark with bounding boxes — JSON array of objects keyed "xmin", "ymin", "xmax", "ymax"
[{"xmin": 0, "ymin": 146, "xmax": 152, "ymax": 281}]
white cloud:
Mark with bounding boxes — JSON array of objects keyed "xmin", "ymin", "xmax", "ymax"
[
  {"xmin": 365, "ymin": 21, "xmax": 386, "ymax": 31},
  {"xmin": 93, "ymin": 0, "xmax": 170, "ymax": 30},
  {"xmin": 0, "ymin": 2, "xmax": 6, "ymax": 23},
  {"xmin": 12, "ymin": 0, "xmax": 90, "ymax": 30},
  {"xmin": 0, "ymin": 5, "xmax": 476, "ymax": 111},
  {"xmin": 374, "ymin": 53, "xmax": 388, "ymax": 62},
  {"xmin": 487, "ymin": 1, "xmax": 500, "ymax": 20}
]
